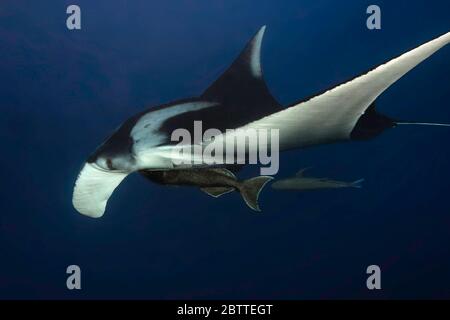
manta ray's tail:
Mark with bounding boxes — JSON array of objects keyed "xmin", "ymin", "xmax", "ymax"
[
  {"xmin": 352, "ymin": 102, "xmax": 450, "ymax": 140},
  {"xmin": 239, "ymin": 176, "xmax": 273, "ymax": 212},
  {"xmin": 395, "ymin": 121, "xmax": 450, "ymax": 127}
]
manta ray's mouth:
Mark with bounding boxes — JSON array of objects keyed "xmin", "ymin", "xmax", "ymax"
[{"xmin": 72, "ymin": 162, "xmax": 130, "ymax": 218}]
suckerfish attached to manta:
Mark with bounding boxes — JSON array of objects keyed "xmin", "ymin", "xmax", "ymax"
[
  {"xmin": 271, "ymin": 168, "xmax": 364, "ymax": 191},
  {"xmin": 140, "ymin": 168, "xmax": 273, "ymax": 212}
]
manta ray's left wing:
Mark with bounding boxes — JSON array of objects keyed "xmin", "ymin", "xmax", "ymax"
[
  {"xmin": 226, "ymin": 31, "xmax": 450, "ymax": 150},
  {"xmin": 160, "ymin": 26, "xmax": 280, "ymax": 135},
  {"xmin": 201, "ymin": 26, "xmax": 279, "ymax": 116}
]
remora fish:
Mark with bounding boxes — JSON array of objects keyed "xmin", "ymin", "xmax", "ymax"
[
  {"xmin": 140, "ymin": 168, "xmax": 273, "ymax": 212},
  {"xmin": 272, "ymin": 168, "xmax": 364, "ymax": 191},
  {"xmin": 73, "ymin": 26, "xmax": 450, "ymax": 218}
]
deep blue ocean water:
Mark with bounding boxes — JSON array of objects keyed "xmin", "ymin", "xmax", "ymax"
[{"xmin": 1, "ymin": 0, "xmax": 450, "ymax": 299}]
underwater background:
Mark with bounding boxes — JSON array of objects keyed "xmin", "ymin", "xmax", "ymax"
[{"xmin": 1, "ymin": 0, "xmax": 450, "ymax": 299}]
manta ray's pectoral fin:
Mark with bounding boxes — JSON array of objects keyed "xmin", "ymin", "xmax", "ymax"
[
  {"xmin": 160, "ymin": 27, "xmax": 280, "ymax": 138},
  {"xmin": 219, "ymin": 31, "xmax": 450, "ymax": 151},
  {"xmin": 201, "ymin": 187, "xmax": 235, "ymax": 198},
  {"xmin": 201, "ymin": 26, "xmax": 279, "ymax": 117}
]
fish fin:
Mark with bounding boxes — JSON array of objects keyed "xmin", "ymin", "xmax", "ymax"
[
  {"xmin": 350, "ymin": 179, "xmax": 365, "ymax": 188},
  {"xmin": 210, "ymin": 168, "xmax": 236, "ymax": 179},
  {"xmin": 296, "ymin": 167, "xmax": 313, "ymax": 177},
  {"xmin": 201, "ymin": 187, "xmax": 235, "ymax": 198},
  {"xmin": 239, "ymin": 176, "xmax": 274, "ymax": 212}
]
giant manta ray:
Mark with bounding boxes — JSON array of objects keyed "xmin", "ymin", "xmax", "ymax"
[{"xmin": 73, "ymin": 26, "xmax": 450, "ymax": 218}]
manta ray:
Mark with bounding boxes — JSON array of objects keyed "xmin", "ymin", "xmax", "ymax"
[{"xmin": 73, "ymin": 26, "xmax": 450, "ymax": 218}]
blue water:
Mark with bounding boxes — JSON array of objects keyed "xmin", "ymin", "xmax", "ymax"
[{"xmin": 1, "ymin": 0, "xmax": 450, "ymax": 299}]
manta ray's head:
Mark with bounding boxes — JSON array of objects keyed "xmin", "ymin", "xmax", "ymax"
[
  {"xmin": 87, "ymin": 114, "xmax": 142, "ymax": 171},
  {"xmin": 86, "ymin": 134, "xmax": 135, "ymax": 172}
]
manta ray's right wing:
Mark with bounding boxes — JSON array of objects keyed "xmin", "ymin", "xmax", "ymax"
[{"xmin": 226, "ymin": 31, "xmax": 450, "ymax": 150}]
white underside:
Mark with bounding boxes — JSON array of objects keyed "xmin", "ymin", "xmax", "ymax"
[
  {"xmin": 216, "ymin": 31, "xmax": 450, "ymax": 150},
  {"xmin": 144, "ymin": 29, "xmax": 450, "ymax": 164}
]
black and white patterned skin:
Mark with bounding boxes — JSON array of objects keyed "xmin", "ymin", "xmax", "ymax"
[{"xmin": 73, "ymin": 27, "xmax": 450, "ymax": 218}]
